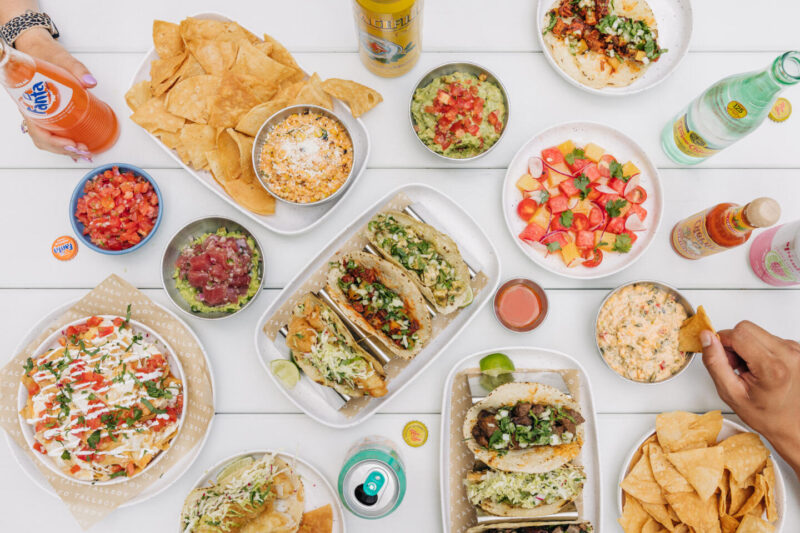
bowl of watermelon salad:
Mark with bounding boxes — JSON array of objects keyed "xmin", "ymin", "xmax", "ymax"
[{"xmin": 502, "ymin": 121, "xmax": 663, "ymax": 279}]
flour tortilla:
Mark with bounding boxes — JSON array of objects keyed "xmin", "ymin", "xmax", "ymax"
[
  {"xmin": 288, "ymin": 293, "xmax": 386, "ymax": 398},
  {"xmin": 466, "ymin": 522, "xmax": 593, "ymax": 533},
  {"xmin": 466, "ymin": 469, "xmax": 578, "ymax": 518},
  {"xmin": 463, "ymin": 382, "xmax": 584, "ymax": 473},
  {"xmin": 240, "ymin": 456, "xmax": 304, "ymax": 533},
  {"xmin": 543, "ymin": 0, "xmax": 657, "ymax": 89},
  {"xmin": 326, "ymin": 251, "xmax": 431, "ymax": 359},
  {"xmin": 365, "ymin": 211, "xmax": 473, "ymax": 315}
]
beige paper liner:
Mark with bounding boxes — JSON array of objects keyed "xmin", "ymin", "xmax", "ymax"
[
  {"xmin": 0, "ymin": 274, "xmax": 214, "ymax": 529},
  {"xmin": 262, "ymin": 192, "xmax": 488, "ymax": 417},
  {"xmin": 447, "ymin": 369, "xmax": 583, "ymax": 533}
]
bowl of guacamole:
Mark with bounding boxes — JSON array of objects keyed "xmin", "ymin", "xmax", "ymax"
[{"xmin": 410, "ymin": 62, "xmax": 509, "ymax": 160}]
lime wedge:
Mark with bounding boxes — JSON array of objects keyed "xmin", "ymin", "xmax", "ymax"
[
  {"xmin": 479, "ymin": 353, "xmax": 515, "ymax": 377},
  {"xmin": 216, "ymin": 456, "xmax": 254, "ymax": 485},
  {"xmin": 271, "ymin": 359, "xmax": 300, "ymax": 389}
]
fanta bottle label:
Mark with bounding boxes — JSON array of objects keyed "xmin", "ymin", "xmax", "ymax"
[{"xmin": 8, "ymin": 72, "xmax": 73, "ymax": 121}]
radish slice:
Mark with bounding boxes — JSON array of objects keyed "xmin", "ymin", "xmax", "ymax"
[
  {"xmin": 568, "ymin": 197, "xmax": 579, "ymax": 209},
  {"xmin": 594, "ymin": 184, "xmax": 617, "ymax": 195},
  {"xmin": 528, "ymin": 157, "xmax": 544, "ymax": 177},
  {"xmin": 528, "ymin": 241, "xmax": 548, "ymax": 253},
  {"xmin": 623, "ymin": 174, "xmax": 640, "ymax": 197},
  {"xmin": 625, "ymin": 214, "xmax": 646, "ymax": 232}
]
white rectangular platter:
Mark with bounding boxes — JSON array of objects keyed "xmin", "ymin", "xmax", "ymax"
[
  {"xmin": 254, "ymin": 183, "xmax": 501, "ymax": 427},
  {"xmin": 128, "ymin": 12, "xmax": 371, "ymax": 235},
  {"xmin": 440, "ymin": 346, "xmax": 602, "ymax": 532}
]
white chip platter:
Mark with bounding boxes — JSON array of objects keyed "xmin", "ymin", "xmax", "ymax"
[
  {"xmin": 502, "ymin": 121, "xmax": 663, "ymax": 279},
  {"xmin": 440, "ymin": 346, "xmax": 601, "ymax": 532},
  {"xmin": 179, "ymin": 450, "xmax": 345, "ymax": 533},
  {"xmin": 128, "ymin": 12, "xmax": 371, "ymax": 235},
  {"xmin": 254, "ymin": 183, "xmax": 501, "ymax": 428}
]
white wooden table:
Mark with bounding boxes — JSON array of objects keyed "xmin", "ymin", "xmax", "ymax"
[{"xmin": 2, "ymin": 1, "xmax": 799, "ymax": 531}]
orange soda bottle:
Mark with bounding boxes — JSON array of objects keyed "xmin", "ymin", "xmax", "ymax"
[{"xmin": 0, "ymin": 38, "xmax": 119, "ymax": 154}]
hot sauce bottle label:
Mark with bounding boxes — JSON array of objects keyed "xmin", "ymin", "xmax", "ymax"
[
  {"xmin": 672, "ymin": 209, "xmax": 727, "ymax": 259},
  {"xmin": 672, "ymin": 115, "xmax": 720, "ymax": 158},
  {"xmin": 726, "ymin": 100, "xmax": 748, "ymax": 119}
]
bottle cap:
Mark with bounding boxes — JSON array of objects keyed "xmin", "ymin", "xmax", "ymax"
[
  {"xmin": 52, "ymin": 236, "xmax": 78, "ymax": 260},
  {"xmin": 402, "ymin": 420, "xmax": 428, "ymax": 447},
  {"xmin": 745, "ymin": 198, "xmax": 781, "ymax": 228},
  {"xmin": 769, "ymin": 98, "xmax": 791, "ymax": 122}
]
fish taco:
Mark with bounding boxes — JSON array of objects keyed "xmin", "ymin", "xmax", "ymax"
[{"xmin": 466, "ymin": 522, "xmax": 593, "ymax": 533}]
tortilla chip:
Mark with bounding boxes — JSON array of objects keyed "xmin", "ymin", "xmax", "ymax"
[
  {"xmin": 736, "ymin": 514, "xmax": 775, "ymax": 533},
  {"xmin": 154, "ymin": 129, "xmax": 181, "ymax": 149},
  {"xmin": 720, "ymin": 514, "xmax": 740, "ymax": 533},
  {"xmin": 733, "ymin": 475, "xmax": 765, "ymax": 518},
  {"xmin": 619, "ymin": 496, "xmax": 651, "ymax": 533},
  {"xmin": 165, "ymin": 75, "xmax": 221, "ymax": 124},
  {"xmin": 232, "ymin": 40, "xmax": 297, "ymax": 86},
  {"xmin": 226, "ymin": 128, "xmax": 255, "ymax": 176},
  {"xmin": 254, "ymin": 40, "xmax": 274, "ymax": 57},
  {"xmin": 125, "ymin": 80, "xmax": 152, "ymax": 111},
  {"xmin": 130, "ymin": 96, "xmax": 185, "ymax": 133},
  {"xmin": 762, "ymin": 459, "xmax": 777, "ymax": 522},
  {"xmin": 719, "ymin": 433, "xmax": 770, "ymax": 484},
  {"xmin": 214, "ymin": 128, "xmax": 243, "ymax": 181},
  {"xmin": 642, "ymin": 519, "xmax": 668, "ymax": 533},
  {"xmin": 235, "ymin": 99, "xmax": 291, "ymax": 136},
  {"xmin": 321, "ymin": 78, "xmax": 383, "ymax": 118},
  {"xmin": 236, "ymin": 73, "xmax": 279, "ymax": 103},
  {"xmin": 175, "ymin": 54, "xmax": 207, "ymax": 83},
  {"xmin": 261, "ymin": 33, "xmax": 304, "ymax": 80},
  {"xmin": 223, "ymin": 171, "xmax": 275, "ymax": 215},
  {"xmin": 175, "ymin": 141, "xmax": 192, "ymax": 166},
  {"xmin": 666, "ymin": 446, "xmax": 725, "ymax": 501},
  {"xmin": 294, "ymin": 73, "xmax": 333, "ymax": 110},
  {"xmin": 649, "ymin": 442, "xmax": 694, "ymax": 494},
  {"xmin": 189, "ymin": 38, "xmax": 239, "ymax": 75},
  {"xmin": 664, "ymin": 491, "xmax": 720, "ymax": 533},
  {"xmin": 150, "ymin": 53, "xmax": 187, "ymax": 95},
  {"xmin": 641, "ymin": 500, "xmax": 677, "ymax": 532},
  {"xmin": 179, "ymin": 124, "xmax": 217, "ymax": 169},
  {"xmin": 153, "ymin": 20, "xmax": 184, "ymax": 58},
  {"xmin": 656, "ymin": 411, "xmax": 723, "ymax": 453},
  {"xmin": 679, "ymin": 305, "xmax": 716, "ymax": 353},
  {"xmin": 209, "ymin": 74, "xmax": 263, "ymax": 128},
  {"xmin": 298, "ymin": 504, "xmax": 333, "ymax": 533},
  {"xmin": 276, "ymin": 79, "xmax": 306, "ymax": 101},
  {"xmin": 729, "ymin": 473, "xmax": 756, "ymax": 516},
  {"xmin": 719, "ymin": 469, "xmax": 730, "ymax": 516},
  {"xmin": 180, "ymin": 18, "xmax": 258, "ymax": 45},
  {"xmin": 622, "ymin": 453, "xmax": 667, "ymax": 505}
]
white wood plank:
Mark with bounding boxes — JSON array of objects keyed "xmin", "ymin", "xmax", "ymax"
[
  {"xmin": 2, "ymin": 52, "xmax": 800, "ymax": 170},
  {"xmin": 2, "ymin": 168, "xmax": 799, "ymax": 290},
  {"xmin": 3, "ymin": 288, "xmax": 798, "ymax": 415},
  {"xmin": 1, "ymin": 413, "xmax": 797, "ymax": 532},
  {"xmin": 39, "ymin": 0, "xmax": 800, "ymax": 53}
]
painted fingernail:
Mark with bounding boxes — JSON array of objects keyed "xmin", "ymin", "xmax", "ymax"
[
  {"xmin": 700, "ymin": 330, "xmax": 713, "ymax": 348},
  {"xmin": 82, "ymin": 74, "xmax": 97, "ymax": 85},
  {"xmin": 81, "ymin": 156, "xmax": 93, "ymax": 163},
  {"xmin": 75, "ymin": 149, "xmax": 92, "ymax": 157},
  {"xmin": 64, "ymin": 146, "xmax": 79, "ymax": 153}
]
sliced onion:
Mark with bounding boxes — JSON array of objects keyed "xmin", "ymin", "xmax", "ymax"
[
  {"xmin": 594, "ymin": 184, "xmax": 617, "ymax": 195},
  {"xmin": 540, "ymin": 229, "xmax": 567, "ymax": 243},
  {"xmin": 527, "ymin": 156, "xmax": 544, "ymax": 177},
  {"xmin": 542, "ymin": 159, "xmax": 573, "ymax": 177},
  {"xmin": 623, "ymin": 174, "xmax": 641, "ymax": 197},
  {"xmin": 625, "ymin": 213, "xmax": 647, "ymax": 232}
]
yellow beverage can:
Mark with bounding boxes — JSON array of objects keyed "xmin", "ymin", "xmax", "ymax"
[{"xmin": 352, "ymin": 0, "xmax": 423, "ymax": 78}]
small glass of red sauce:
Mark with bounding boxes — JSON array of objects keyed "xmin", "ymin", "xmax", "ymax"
[{"xmin": 493, "ymin": 278, "xmax": 548, "ymax": 332}]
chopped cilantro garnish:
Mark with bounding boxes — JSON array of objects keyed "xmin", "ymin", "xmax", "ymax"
[
  {"xmin": 546, "ymin": 241, "xmax": 562, "ymax": 252},
  {"xmin": 87, "ymin": 429, "xmax": 102, "ymax": 450},
  {"xmin": 613, "ymin": 233, "xmax": 633, "ymax": 253},
  {"xmin": 109, "ymin": 469, "xmax": 127, "ymax": 479},
  {"xmin": 605, "ymin": 198, "xmax": 628, "ymax": 218},
  {"xmin": 564, "ymin": 148, "xmax": 585, "ymax": 165},
  {"xmin": 23, "ymin": 357, "xmax": 34, "ymax": 374},
  {"xmin": 560, "ymin": 210, "xmax": 574, "ymax": 228},
  {"xmin": 141, "ymin": 398, "xmax": 166, "ymax": 415},
  {"xmin": 61, "ymin": 450, "xmax": 71, "ymax": 460},
  {"xmin": 120, "ymin": 304, "xmax": 132, "ymax": 330},
  {"xmin": 609, "ymin": 160, "xmax": 626, "ymax": 181},
  {"xmin": 144, "ymin": 380, "xmax": 172, "ymax": 399},
  {"xmin": 574, "ymin": 174, "xmax": 591, "ymax": 199}
]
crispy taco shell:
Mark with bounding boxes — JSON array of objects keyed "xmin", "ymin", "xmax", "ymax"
[
  {"xmin": 463, "ymin": 382, "xmax": 584, "ymax": 473},
  {"xmin": 365, "ymin": 211, "xmax": 473, "ymax": 315},
  {"xmin": 326, "ymin": 251, "xmax": 431, "ymax": 359},
  {"xmin": 466, "ymin": 522, "xmax": 593, "ymax": 533}
]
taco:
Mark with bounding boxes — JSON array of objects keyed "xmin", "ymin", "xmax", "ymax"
[
  {"xmin": 287, "ymin": 293, "xmax": 388, "ymax": 398},
  {"xmin": 465, "ymin": 464, "xmax": 585, "ymax": 518},
  {"xmin": 326, "ymin": 251, "xmax": 432, "ymax": 359},
  {"xmin": 463, "ymin": 382, "xmax": 584, "ymax": 473},
  {"xmin": 365, "ymin": 211, "xmax": 473, "ymax": 314},
  {"xmin": 542, "ymin": 0, "xmax": 667, "ymax": 89},
  {"xmin": 466, "ymin": 522, "xmax": 593, "ymax": 533}
]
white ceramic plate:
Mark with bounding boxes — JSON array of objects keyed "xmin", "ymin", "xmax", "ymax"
[
  {"xmin": 502, "ymin": 121, "xmax": 663, "ymax": 279},
  {"xmin": 439, "ymin": 346, "xmax": 602, "ymax": 532},
  {"xmin": 254, "ymin": 183, "xmax": 501, "ymax": 428},
  {"xmin": 17, "ymin": 316, "xmax": 187, "ymax": 486},
  {"xmin": 618, "ymin": 418, "xmax": 787, "ymax": 532},
  {"xmin": 128, "ymin": 12, "xmax": 371, "ymax": 235},
  {"xmin": 178, "ymin": 450, "xmax": 346, "ymax": 533},
  {"xmin": 536, "ymin": 0, "xmax": 693, "ymax": 95},
  {"xmin": 7, "ymin": 299, "xmax": 216, "ymax": 506}
]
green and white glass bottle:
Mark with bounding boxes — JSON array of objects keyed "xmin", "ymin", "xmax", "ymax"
[{"xmin": 661, "ymin": 51, "xmax": 800, "ymax": 165}]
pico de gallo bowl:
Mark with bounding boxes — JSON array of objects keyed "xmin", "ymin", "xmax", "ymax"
[
  {"xmin": 70, "ymin": 164, "xmax": 163, "ymax": 255},
  {"xmin": 502, "ymin": 122, "xmax": 662, "ymax": 279}
]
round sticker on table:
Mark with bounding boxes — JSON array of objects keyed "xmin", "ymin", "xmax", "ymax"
[
  {"xmin": 402, "ymin": 420, "xmax": 428, "ymax": 447},
  {"xmin": 52, "ymin": 236, "xmax": 78, "ymax": 260},
  {"xmin": 769, "ymin": 98, "xmax": 791, "ymax": 122}
]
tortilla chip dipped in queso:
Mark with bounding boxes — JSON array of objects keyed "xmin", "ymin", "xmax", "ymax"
[
  {"xmin": 287, "ymin": 294, "xmax": 388, "ymax": 398},
  {"xmin": 366, "ymin": 211, "xmax": 473, "ymax": 315},
  {"xmin": 542, "ymin": 0, "xmax": 667, "ymax": 89},
  {"xmin": 464, "ymin": 382, "xmax": 585, "ymax": 473},
  {"xmin": 326, "ymin": 251, "xmax": 432, "ymax": 359},
  {"xmin": 467, "ymin": 522, "xmax": 593, "ymax": 533}
]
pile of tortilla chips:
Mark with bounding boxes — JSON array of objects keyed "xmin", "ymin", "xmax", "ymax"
[
  {"xmin": 620, "ymin": 411, "xmax": 778, "ymax": 533},
  {"xmin": 126, "ymin": 17, "xmax": 383, "ymax": 215}
]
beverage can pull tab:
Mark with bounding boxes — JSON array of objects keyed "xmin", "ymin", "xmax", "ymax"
[{"xmin": 363, "ymin": 470, "xmax": 385, "ymax": 497}]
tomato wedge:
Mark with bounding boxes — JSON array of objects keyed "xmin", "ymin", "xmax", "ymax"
[
  {"xmin": 582, "ymin": 248, "xmax": 603, "ymax": 267},
  {"xmin": 625, "ymin": 186, "xmax": 648, "ymax": 204},
  {"xmin": 516, "ymin": 198, "xmax": 539, "ymax": 222},
  {"xmin": 588, "ymin": 207, "xmax": 604, "ymax": 228},
  {"xmin": 571, "ymin": 213, "xmax": 590, "ymax": 232}
]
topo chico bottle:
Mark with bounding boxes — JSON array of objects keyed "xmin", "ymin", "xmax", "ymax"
[{"xmin": 661, "ymin": 51, "xmax": 800, "ymax": 165}]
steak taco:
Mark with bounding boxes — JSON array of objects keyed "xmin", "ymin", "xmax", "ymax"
[
  {"xmin": 463, "ymin": 382, "xmax": 585, "ymax": 473},
  {"xmin": 465, "ymin": 464, "xmax": 585, "ymax": 518},
  {"xmin": 542, "ymin": 0, "xmax": 667, "ymax": 89},
  {"xmin": 287, "ymin": 293, "xmax": 388, "ymax": 398},
  {"xmin": 466, "ymin": 522, "xmax": 593, "ymax": 533},
  {"xmin": 326, "ymin": 251, "xmax": 432, "ymax": 359},
  {"xmin": 365, "ymin": 211, "xmax": 473, "ymax": 314}
]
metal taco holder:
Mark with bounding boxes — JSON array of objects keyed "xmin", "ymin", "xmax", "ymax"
[{"xmin": 277, "ymin": 203, "xmax": 480, "ymax": 406}]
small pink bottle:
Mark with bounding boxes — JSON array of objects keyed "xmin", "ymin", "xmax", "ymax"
[{"xmin": 749, "ymin": 220, "xmax": 800, "ymax": 286}]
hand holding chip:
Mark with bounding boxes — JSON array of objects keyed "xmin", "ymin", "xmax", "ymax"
[{"xmin": 701, "ymin": 321, "xmax": 800, "ymax": 479}]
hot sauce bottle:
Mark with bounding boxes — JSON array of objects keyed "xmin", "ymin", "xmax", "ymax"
[{"xmin": 671, "ymin": 197, "xmax": 781, "ymax": 260}]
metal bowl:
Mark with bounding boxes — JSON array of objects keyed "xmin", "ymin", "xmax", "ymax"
[
  {"xmin": 408, "ymin": 61, "xmax": 510, "ymax": 162},
  {"xmin": 594, "ymin": 280, "xmax": 696, "ymax": 384},
  {"xmin": 161, "ymin": 216, "xmax": 265, "ymax": 320},
  {"xmin": 251, "ymin": 104, "xmax": 356, "ymax": 207},
  {"xmin": 492, "ymin": 278, "xmax": 549, "ymax": 332}
]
